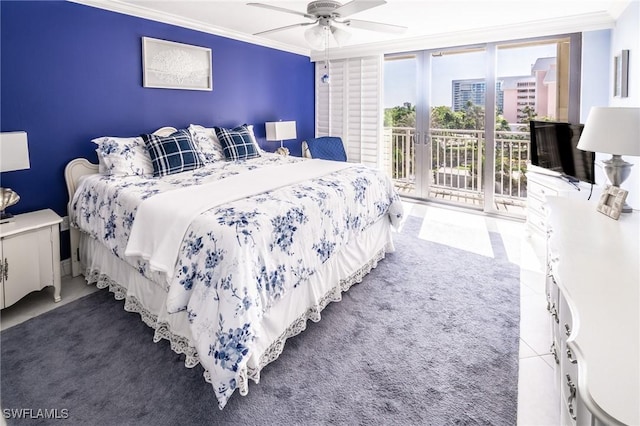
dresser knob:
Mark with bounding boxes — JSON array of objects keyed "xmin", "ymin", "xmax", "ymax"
[
  {"xmin": 566, "ymin": 374, "xmax": 577, "ymax": 421},
  {"xmin": 550, "ymin": 304, "xmax": 559, "ymax": 324},
  {"xmin": 550, "ymin": 343, "xmax": 559, "ymax": 364}
]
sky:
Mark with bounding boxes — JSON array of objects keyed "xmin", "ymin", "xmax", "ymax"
[{"xmin": 384, "ymin": 43, "xmax": 557, "ymax": 108}]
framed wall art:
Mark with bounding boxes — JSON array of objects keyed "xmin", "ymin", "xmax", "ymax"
[
  {"xmin": 142, "ymin": 37, "xmax": 212, "ymax": 91},
  {"xmin": 613, "ymin": 49, "xmax": 629, "ymax": 98},
  {"xmin": 596, "ymin": 185, "xmax": 628, "ymax": 220}
]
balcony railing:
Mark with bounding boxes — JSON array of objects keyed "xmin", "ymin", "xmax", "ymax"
[{"xmin": 383, "ymin": 126, "xmax": 530, "ymax": 213}]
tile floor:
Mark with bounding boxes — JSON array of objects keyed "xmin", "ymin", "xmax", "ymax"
[{"xmin": 0, "ymin": 201, "xmax": 559, "ymax": 425}]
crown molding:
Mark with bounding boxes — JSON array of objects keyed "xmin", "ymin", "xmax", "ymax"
[
  {"xmin": 68, "ymin": 0, "xmax": 312, "ymax": 57},
  {"xmin": 310, "ymin": 11, "xmax": 617, "ymax": 62},
  {"xmin": 67, "ymin": 1, "xmax": 618, "ymax": 63}
]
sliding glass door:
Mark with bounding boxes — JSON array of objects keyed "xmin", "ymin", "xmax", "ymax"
[
  {"xmin": 383, "ymin": 55, "xmax": 419, "ymax": 198},
  {"xmin": 429, "ymin": 47, "xmax": 488, "ymax": 210},
  {"xmin": 384, "ymin": 47, "xmax": 489, "ymax": 209},
  {"xmin": 493, "ymin": 36, "xmax": 579, "ymax": 214},
  {"xmin": 383, "ymin": 34, "xmax": 581, "ymax": 217}
]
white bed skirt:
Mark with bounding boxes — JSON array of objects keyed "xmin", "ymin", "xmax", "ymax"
[{"xmin": 79, "ymin": 216, "xmax": 394, "ymax": 397}]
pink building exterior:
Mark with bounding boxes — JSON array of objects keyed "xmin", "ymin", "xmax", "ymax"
[
  {"xmin": 532, "ymin": 57, "xmax": 557, "ymax": 119},
  {"xmin": 501, "ymin": 76, "xmax": 535, "ymax": 123},
  {"xmin": 500, "ymin": 57, "xmax": 557, "ymax": 126}
]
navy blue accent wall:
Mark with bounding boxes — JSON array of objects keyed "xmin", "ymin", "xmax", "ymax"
[{"xmin": 1, "ymin": 1, "xmax": 314, "ymax": 259}]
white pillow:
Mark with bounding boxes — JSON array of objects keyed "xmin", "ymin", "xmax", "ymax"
[
  {"xmin": 188, "ymin": 124, "xmax": 225, "ymax": 163},
  {"xmin": 92, "ymin": 136, "xmax": 153, "ymax": 176},
  {"xmin": 189, "ymin": 124, "xmax": 263, "ymax": 162},
  {"xmin": 95, "ymin": 148, "xmax": 107, "ymax": 174},
  {"xmin": 245, "ymin": 124, "xmax": 264, "ymax": 154}
]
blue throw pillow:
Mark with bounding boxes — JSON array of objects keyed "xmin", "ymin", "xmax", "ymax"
[
  {"xmin": 214, "ymin": 125, "xmax": 261, "ymax": 161},
  {"xmin": 141, "ymin": 129, "xmax": 204, "ymax": 177}
]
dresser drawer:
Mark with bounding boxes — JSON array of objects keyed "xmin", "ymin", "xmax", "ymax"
[
  {"xmin": 527, "ymin": 210, "xmax": 547, "ymax": 234},
  {"xmin": 559, "ymin": 293, "xmax": 578, "ymax": 397},
  {"xmin": 527, "ymin": 196, "xmax": 548, "ymax": 217},
  {"xmin": 559, "ymin": 292, "xmax": 574, "ymax": 342},
  {"xmin": 528, "ymin": 179, "xmax": 560, "ymax": 201}
]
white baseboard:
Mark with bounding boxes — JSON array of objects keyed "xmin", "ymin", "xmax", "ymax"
[{"xmin": 61, "ymin": 258, "xmax": 71, "ymax": 278}]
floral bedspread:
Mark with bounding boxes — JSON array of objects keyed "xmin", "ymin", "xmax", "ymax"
[{"xmin": 71, "ymin": 153, "xmax": 403, "ymax": 408}]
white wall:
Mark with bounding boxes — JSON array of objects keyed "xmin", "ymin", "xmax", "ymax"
[
  {"xmin": 581, "ymin": 2, "xmax": 639, "ymax": 210},
  {"xmin": 609, "ymin": 0, "xmax": 639, "ymax": 209},
  {"xmin": 581, "ymin": 30, "xmax": 612, "ymax": 199},
  {"xmin": 581, "ymin": 30, "xmax": 611, "ymax": 121}
]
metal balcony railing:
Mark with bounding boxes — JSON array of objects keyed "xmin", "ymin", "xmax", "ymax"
[{"xmin": 383, "ymin": 126, "xmax": 530, "ymax": 213}]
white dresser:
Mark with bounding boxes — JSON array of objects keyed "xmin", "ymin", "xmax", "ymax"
[
  {"xmin": 545, "ymin": 197, "xmax": 639, "ymax": 425},
  {"xmin": 526, "ymin": 172, "xmax": 596, "ymax": 239}
]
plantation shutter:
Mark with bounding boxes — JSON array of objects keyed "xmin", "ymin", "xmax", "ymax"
[
  {"xmin": 315, "ymin": 55, "xmax": 382, "ymax": 168},
  {"xmin": 316, "ymin": 60, "xmax": 345, "ymax": 141}
]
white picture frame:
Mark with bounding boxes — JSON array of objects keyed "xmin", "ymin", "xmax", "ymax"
[
  {"xmin": 613, "ymin": 49, "xmax": 629, "ymax": 98},
  {"xmin": 596, "ymin": 185, "xmax": 628, "ymax": 220},
  {"xmin": 142, "ymin": 37, "xmax": 212, "ymax": 91}
]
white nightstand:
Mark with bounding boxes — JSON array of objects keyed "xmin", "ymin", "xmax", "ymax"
[{"xmin": 0, "ymin": 209, "xmax": 62, "ymax": 309}]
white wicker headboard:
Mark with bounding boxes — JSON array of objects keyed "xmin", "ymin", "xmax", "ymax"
[{"xmin": 64, "ymin": 126, "xmax": 177, "ymax": 276}]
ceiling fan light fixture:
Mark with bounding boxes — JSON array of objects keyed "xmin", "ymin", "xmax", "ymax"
[
  {"xmin": 249, "ymin": 0, "xmax": 406, "ymax": 49},
  {"xmin": 304, "ymin": 25, "xmax": 326, "ymax": 50},
  {"xmin": 330, "ymin": 25, "xmax": 351, "ymax": 46}
]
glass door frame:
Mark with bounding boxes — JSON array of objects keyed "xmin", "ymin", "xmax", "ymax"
[{"xmin": 415, "ymin": 50, "xmax": 430, "ymax": 199}]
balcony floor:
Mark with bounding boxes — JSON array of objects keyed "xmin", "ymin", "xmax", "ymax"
[{"xmin": 394, "ymin": 181, "xmax": 526, "ymax": 216}]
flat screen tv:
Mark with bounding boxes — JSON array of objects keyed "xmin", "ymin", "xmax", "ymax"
[{"xmin": 529, "ymin": 120, "xmax": 595, "ymax": 184}]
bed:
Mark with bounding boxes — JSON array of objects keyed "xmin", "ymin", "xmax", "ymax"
[{"xmin": 65, "ymin": 125, "xmax": 404, "ymax": 409}]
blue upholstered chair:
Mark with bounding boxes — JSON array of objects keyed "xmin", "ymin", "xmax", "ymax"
[{"xmin": 302, "ymin": 136, "xmax": 347, "ymax": 162}]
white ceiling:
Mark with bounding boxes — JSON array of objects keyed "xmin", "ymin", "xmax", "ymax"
[{"xmin": 74, "ymin": 0, "xmax": 630, "ymax": 58}]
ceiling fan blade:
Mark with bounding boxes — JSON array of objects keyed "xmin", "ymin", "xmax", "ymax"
[
  {"xmin": 254, "ymin": 21, "xmax": 317, "ymax": 36},
  {"xmin": 346, "ymin": 18, "xmax": 407, "ymax": 34},
  {"xmin": 247, "ymin": 3, "xmax": 316, "ymax": 20},
  {"xmin": 333, "ymin": 0, "xmax": 386, "ymax": 18}
]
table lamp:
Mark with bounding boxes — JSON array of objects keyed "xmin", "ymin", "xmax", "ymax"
[
  {"xmin": 577, "ymin": 107, "xmax": 640, "ymax": 213},
  {"xmin": 266, "ymin": 121, "xmax": 297, "ymax": 156},
  {"xmin": 0, "ymin": 131, "xmax": 31, "ymax": 223}
]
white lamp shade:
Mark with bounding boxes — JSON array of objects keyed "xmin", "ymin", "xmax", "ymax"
[
  {"xmin": 577, "ymin": 107, "xmax": 640, "ymax": 156},
  {"xmin": 265, "ymin": 121, "xmax": 297, "ymax": 141},
  {"xmin": 0, "ymin": 131, "xmax": 30, "ymax": 172}
]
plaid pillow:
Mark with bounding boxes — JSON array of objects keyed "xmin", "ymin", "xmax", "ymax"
[
  {"xmin": 141, "ymin": 129, "xmax": 204, "ymax": 177},
  {"xmin": 214, "ymin": 125, "xmax": 261, "ymax": 161}
]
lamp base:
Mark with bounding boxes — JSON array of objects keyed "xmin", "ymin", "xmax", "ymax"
[
  {"xmin": 275, "ymin": 146, "xmax": 290, "ymax": 156},
  {"xmin": 603, "ymin": 155, "xmax": 634, "ymax": 213},
  {"xmin": 0, "ymin": 187, "xmax": 21, "ymax": 223},
  {"xmin": 0, "ymin": 211, "xmax": 15, "ymax": 224}
]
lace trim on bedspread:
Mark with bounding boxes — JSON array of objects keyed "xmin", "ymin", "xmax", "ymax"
[
  {"xmin": 83, "ymin": 246, "xmax": 387, "ymax": 396},
  {"xmin": 85, "ymin": 270, "xmax": 200, "ymax": 368}
]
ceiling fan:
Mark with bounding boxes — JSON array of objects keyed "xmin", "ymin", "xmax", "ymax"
[{"xmin": 248, "ymin": 0, "xmax": 407, "ymax": 50}]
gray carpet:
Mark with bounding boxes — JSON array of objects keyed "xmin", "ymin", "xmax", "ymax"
[{"xmin": 1, "ymin": 216, "xmax": 520, "ymax": 425}]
